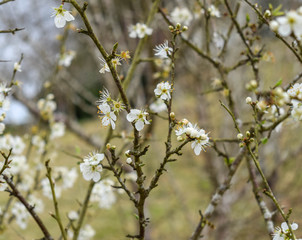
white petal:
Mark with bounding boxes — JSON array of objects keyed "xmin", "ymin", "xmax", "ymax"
[
  {"xmin": 135, "ymin": 120, "xmax": 144, "ymax": 131},
  {"xmin": 102, "ymin": 117, "xmax": 110, "ymax": 126},
  {"xmin": 110, "ymin": 112, "xmax": 117, "ymax": 121},
  {"xmin": 126, "ymin": 112, "xmax": 137, "ymax": 122},
  {"xmin": 54, "ymin": 15, "xmax": 66, "ymax": 28},
  {"xmin": 92, "ymin": 172, "xmax": 101, "ymax": 182},
  {"xmin": 99, "ymin": 103, "xmax": 110, "ymax": 113},
  {"xmin": 278, "ymin": 23, "xmax": 291, "ymax": 37},
  {"xmin": 64, "ymin": 11, "xmax": 74, "ymax": 21}
]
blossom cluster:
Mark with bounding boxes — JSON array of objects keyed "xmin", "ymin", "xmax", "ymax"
[
  {"xmin": 287, "ymin": 83, "xmax": 302, "ymax": 121},
  {"xmin": 175, "ymin": 119, "xmax": 210, "ymax": 155},
  {"xmin": 128, "ymin": 23, "xmax": 153, "ymax": 38},
  {"xmin": 270, "ymin": 7, "xmax": 302, "ymax": 39},
  {"xmin": 91, "ymin": 179, "xmax": 116, "ymax": 209},
  {"xmin": 97, "ymin": 88, "xmax": 125, "ymax": 129},
  {"xmin": 272, "ymin": 222, "xmax": 302, "ymax": 240}
]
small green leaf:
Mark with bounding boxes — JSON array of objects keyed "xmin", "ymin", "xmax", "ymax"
[
  {"xmin": 246, "ymin": 13, "xmax": 250, "ymax": 23},
  {"xmin": 261, "ymin": 137, "xmax": 268, "ymax": 145},
  {"xmin": 273, "ymin": 78, "xmax": 282, "ymax": 88},
  {"xmin": 75, "ymin": 146, "xmax": 81, "ymax": 155}
]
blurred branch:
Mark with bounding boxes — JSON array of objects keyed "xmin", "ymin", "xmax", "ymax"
[
  {"xmin": 0, "ymin": 0, "xmax": 14, "ymax": 5},
  {"xmin": 3, "ymin": 174, "xmax": 53, "ymax": 240},
  {"xmin": 246, "ymin": 157, "xmax": 274, "ymax": 235},
  {"xmin": 190, "ymin": 147, "xmax": 246, "ymax": 240},
  {"xmin": 0, "ymin": 28, "xmax": 24, "ymax": 34},
  {"xmin": 45, "ymin": 160, "xmax": 67, "ymax": 240}
]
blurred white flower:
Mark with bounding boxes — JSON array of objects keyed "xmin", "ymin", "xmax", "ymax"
[
  {"xmin": 150, "ymin": 98, "xmax": 167, "ymax": 113},
  {"xmin": 291, "ymin": 100, "xmax": 302, "ymax": 121},
  {"xmin": 78, "ymin": 224, "xmax": 95, "ymax": 240},
  {"xmin": 0, "ymin": 123, "xmax": 5, "ymax": 135},
  {"xmin": 50, "ymin": 122, "xmax": 66, "ymax": 139},
  {"xmin": 28, "ymin": 194, "xmax": 44, "ymax": 213},
  {"xmin": 91, "ymin": 179, "xmax": 116, "ymax": 209},
  {"xmin": 154, "ymin": 81, "xmax": 172, "ymax": 100},
  {"xmin": 154, "ymin": 40, "xmax": 173, "ymax": 59},
  {"xmin": 11, "ymin": 202, "xmax": 29, "ymax": 229},
  {"xmin": 208, "ymin": 5, "xmax": 221, "ymax": 18},
  {"xmin": 58, "ymin": 50, "xmax": 76, "ymax": 67},
  {"xmin": 128, "ymin": 23, "xmax": 153, "ymax": 38},
  {"xmin": 0, "ymin": 83, "xmax": 11, "ymax": 93},
  {"xmin": 213, "ymin": 32, "xmax": 224, "ymax": 49},
  {"xmin": 14, "ymin": 62, "xmax": 22, "ymax": 72},
  {"xmin": 171, "ymin": 7, "xmax": 193, "ymax": 25},
  {"xmin": 68, "ymin": 210, "xmax": 79, "ymax": 220},
  {"xmin": 288, "ymin": 83, "xmax": 302, "ymax": 100},
  {"xmin": 126, "ymin": 109, "xmax": 150, "ymax": 131},
  {"xmin": 51, "ymin": 5, "xmax": 75, "ymax": 28},
  {"xmin": 32, "ymin": 135, "xmax": 46, "ymax": 154}
]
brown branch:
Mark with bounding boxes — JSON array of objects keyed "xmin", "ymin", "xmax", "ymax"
[
  {"xmin": 3, "ymin": 175, "xmax": 53, "ymax": 240},
  {"xmin": 0, "ymin": 28, "xmax": 24, "ymax": 34}
]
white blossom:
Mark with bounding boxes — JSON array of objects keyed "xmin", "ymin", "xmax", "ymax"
[
  {"xmin": 11, "ymin": 202, "xmax": 29, "ymax": 229},
  {"xmin": 50, "ymin": 122, "xmax": 66, "ymax": 139},
  {"xmin": 171, "ymin": 7, "xmax": 193, "ymax": 25},
  {"xmin": 126, "ymin": 109, "xmax": 150, "ymax": 131},
  {"xmin": 208, "ymin": 5, "xmax": 221, "ymax": 18},
  {"xmin": 275, "ymin": 11, "xmax": 302, "ymax": 37},
  {"xmin": 28, "ymin": 194, "xmax": 44, "ymax": 213},
  {"xmin": 128, "ymin": 23, "xmax": 153, "ymax": 39},
  {"xmin": 91, "ymin": 179, "xmax": 116, "ymax": 209},
  {"xmin": 58, "ymin": 50, "xmax": 76, "ymax": 67},
  {"xmin": 14, "ymin": 62, "xmax": 22, "ymax": 72},
  {"xmin": 291, "ymin": 100, "xmax": 302, "ymax": 121},
  {"xmin": 98, "ymin": 103, "xmax": 117, "ymax": 129},
  {"xmin": 153, "ymin": 40, "xmax": 173, "ymax": 59},
  {"xmin": 154, "ymin": 81, "xmax": 172, "ymax": 100},
  {"xmin": 191, "ymin": 129, "xmax": 210, "ymax": 155},
  {"xmin": 80, "ymin": 152, "xmax": 104, "ymax": 182},
  {"xmin": 150, "ymin": 98, "xmax": 167, "ymax": 113},
  {"xmin": 288, "ymin": 83, "xmax": 302, "ymax": 100},
  {"xmin": 51, "ymin": 5, "xmax": 75, "ymax": 28}
]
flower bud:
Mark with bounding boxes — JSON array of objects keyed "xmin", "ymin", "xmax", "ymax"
[
  {"xmin": 246, "ymin": 97, "xmax": 252, "ymax": 104},
  {"xmin": 264, "ymin": 10, "xmax": 271, "ymax": 18},
  {"xmin": 126, "ymin": 158, "xmax": 132, "ymax": 164},
  {"xmin": 182, "ymin": 26, "xmax": 188, "ymax": 31},
  {"xmin": 125, "ymin": 150, "xmax": 131, "ymax": 157},
  {"xmin": 237, "ymin": 133, "xmax": 243, "ymax": 140},
  {"xmin": 246, "ymin": 131, "xmax": 251, "ymax": 138},
  {"xmin": 106, "ymin": 143, "xmax": 111, "ymax": 149},
  {"xmin": 239, "ymin": 142, "xmax": 245, "ymax": 148},
  {"xmin": 169, "ymin": 25, "xmax": 174, "ymax": 31},
  {"xmin": 170, "ymin": 112, "xmax": 175, "ymax": 120},
  {"xmin": 177, "ymin": 136, "xmax": 184, "ymax": 142},
  {"xmin": 176, "ymin": 23, "xmax": 181, "ymax": 29}
]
